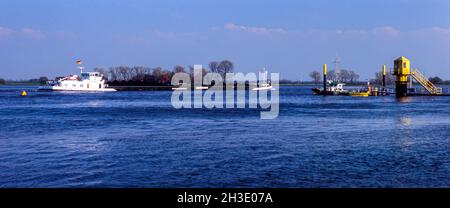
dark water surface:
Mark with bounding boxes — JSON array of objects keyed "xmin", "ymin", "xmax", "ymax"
[{"xmin": 0, "ymin": 85, "xmax": 449, "ymax": 187}]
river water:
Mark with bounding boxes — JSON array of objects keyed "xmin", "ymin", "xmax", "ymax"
[{"xmin": 0, "ymin": 85, "xmax": 449, "ymax": 187}]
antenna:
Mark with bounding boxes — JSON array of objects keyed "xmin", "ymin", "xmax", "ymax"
[{"xmin": 334, "ymin": 56, "xmax": 340, "ymax": 81}]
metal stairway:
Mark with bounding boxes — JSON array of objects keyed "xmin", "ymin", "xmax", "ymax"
[{"xmin": 411, "ymin": 69, "xmax": 442, "ymax": 95}]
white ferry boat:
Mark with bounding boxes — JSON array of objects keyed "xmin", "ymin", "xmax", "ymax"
[{"xmin": 39, "ymin": 62, "xmax": 116, "ymax": 92}]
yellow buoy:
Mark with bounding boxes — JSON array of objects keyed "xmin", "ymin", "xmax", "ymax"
[{"xmin": 21, "ymin": 90, "xmax": 28, "ymax": 97}]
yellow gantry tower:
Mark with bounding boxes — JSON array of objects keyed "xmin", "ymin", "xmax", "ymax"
[
  {"xmin": 393, "ymin": 56, "xmax": 443, "ymax": 96},
  {"xmin": 393, "ymin": 56, "xmax": 411, "ymax": 97}
]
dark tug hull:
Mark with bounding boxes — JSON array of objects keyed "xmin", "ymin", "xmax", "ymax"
[
  {"xmin": 312, "ymin": 88, "xmax": 351, "ymax": 96},
  {"xmin": 312, "ymin": 88, "xmax": 335, "ymax": 95}
]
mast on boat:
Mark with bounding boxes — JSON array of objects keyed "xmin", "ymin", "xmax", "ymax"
[{"xmin": 76, "ymin": 60, "xmax": 84, "ymax": 74}]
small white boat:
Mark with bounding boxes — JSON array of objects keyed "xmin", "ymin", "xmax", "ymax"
[
  {"xmin": 252, "ymin": 68, "xmax": 275, "ymax": 91},
  {"xmin": 252, "ymin": 83, "xmax": 274, "ymax": 91},
  {"xmin": 39, "ymin": 62, "xmax": 116, "ymax": 92},
  {"xmin": 172, "ymin": 87, "xmax": 188, "ymax": 91},
  {"xmin": 195, "ymin": 86, "xmax": 209, "ymax": 90}
]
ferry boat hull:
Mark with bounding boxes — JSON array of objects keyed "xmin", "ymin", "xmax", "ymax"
[
  {"xmin": 39, "ymin": 86, "xmax": 117, "ymax": 92},
  {"xmin": 312, "ymin": 88, "xmax": 335, "ymax": 95},
  {"xmin": 38, "ymin": 71, "xmax": 117, "ymax": 92}
]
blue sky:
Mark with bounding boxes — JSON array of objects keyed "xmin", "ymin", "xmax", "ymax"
[{"xmin": 0, "ymin": 0, "xmax": 449, "ymax": 80}]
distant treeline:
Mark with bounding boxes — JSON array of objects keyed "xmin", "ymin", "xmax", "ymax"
[
  {"xmin": 95, "ymin": 60, "xmax": 234, "ymax": 86},
  {"xmin": 0, "ymin": 77, "xmax": 48, "ymax": 85}
]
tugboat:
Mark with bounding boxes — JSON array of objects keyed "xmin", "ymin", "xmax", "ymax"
[
  {"xmin": 312, "ymin": 80, "xmax": 348, "ymax": 95},
  {"xmin": 312, "ymin": 62, "xmax": 348, "ymax": 95},
  {"xmin": 39, "ymin": 60, "xmax": 116, "ymax": 92}
]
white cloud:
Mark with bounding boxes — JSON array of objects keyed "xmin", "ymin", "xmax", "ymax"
[
  {"xmin": 302, "ymin": 27, "xmax": 400, "ymax": 39},
  {"xmin": 224, "ymin": 23, "xmax": 287, "ymax": 35},
  {"xmin": 0, "ymin": 26, "xmax": 45, "ymax": 40},
  {"xmin": 430, "ymin": 27, "xmax": 450, "ymax": 36},
  {"xmin": 223, "ymin": 24, "xmax": 402, "ymax": 39},
  {"xmin": 21, "ymin": 28, "xmax": 45, "ymax": 39},
  {"xmin": 371, "ymin": 26, "xmax": 400, "ymax": 36},
  {"xmin": 0, "ymin": 26, "xmax": 14, "ymax": 38},
  {"xmin": 221, "ymin": 24, "xmax": 450, "ymax": 41},
  {"xmin": 335, "ymin": 29, "xmax": 368, "ymax": 36},
  {"xmin": 413, "ymin": 27, "xmax": 450, "ymax": 40}
]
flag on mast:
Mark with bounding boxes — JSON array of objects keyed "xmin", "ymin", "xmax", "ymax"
[{"xmin": 76, "ymin": 60, "xmax": 83, "ymax": 73}]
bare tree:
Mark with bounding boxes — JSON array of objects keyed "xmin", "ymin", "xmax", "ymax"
[
  {"xmin": 339, "ymin": 69, "xmax": 350, "ymax": 83},
  {"xmin": 429, "ymin": 76, "xmax": 443, "ymax": 84},
  {"xmin": 174, "ymin": 65, "xmax": 186, "ymax": 73},
  {"xmin": 116, "ymin": 66, "xmax": 130, "ymax": 81},
  {"xmin": 209, "ymin": 61, "xmax": 219, "ymax": 73},
  {"xmin": 202, "ymin": 67, "xmax": 210, "ymax": 78},
  {"xmin": 131, "ymin": 66, "xmax": 146, "ymax": 81},
  {"xmin": 217, "ymin": 60, "xmax": 234, "ymax": 80},
  {"xmin": 327, "ymin": 70, "xmax": 337, "ymax": 81},
  {"xmin": 152, "ymin": 67, "xmax": 163, "ymax": 82},
  {"xmin": 309, "ymin": 71, "xmax": 321, "ymax": 84},
  {"xmin": 348, "ymin": 70, "xmax": 359, "ymax": 83},
  {"xmin": 109, "ymin": 67, "xmax": 117, "ymax": 81},
  {"xmin": 109, "ymin": 67, "xmax": 124, "ymax": 81},
  {"xmin": 374, "ymin": 71, "xmax": 395, "ymax": 85},
  {"xmin": 160, "ymin": 70, "xmax": 171, "ymax": 84}
]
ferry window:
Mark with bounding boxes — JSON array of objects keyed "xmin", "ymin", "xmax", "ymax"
[
  {"xmin": 87, "ymin": 84, "xmax": 89, "ymax": 88},
  {"xmin": 99, "ymin": 84, "xmax": 102, "ymax": 88},
  {"xmin": 80, "ymin": 84, "xmax": 83, "ymax": 87},
  {"xmin": 64, "ymin": 84, "xmax": 68, "ymax": 87},
  {"xmin": 73, "ymin": 84, "xmax": 76, "ymax": 87}
]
